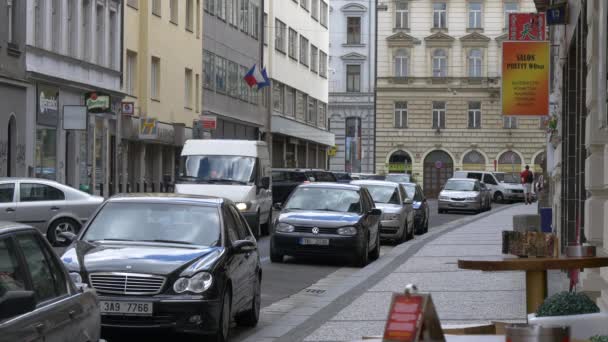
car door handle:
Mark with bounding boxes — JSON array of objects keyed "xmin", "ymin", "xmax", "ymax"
[
  {"xmin": 34, "ymin": 323, "xmax": 45, "ymax": 333},
  {"xmin": 5, "ymin": 208, "xmax": 15, "ymax": 213},
  {"xmin": 68, "ymin": 310, "xmax": 76, "ymax": 319},
  {"xmin": 50, "ymin": 206, "xmax": 60, "ymax": 211}
]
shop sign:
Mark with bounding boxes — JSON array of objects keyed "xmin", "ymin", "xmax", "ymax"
[
  {"xmin": 85, "ymin": 92, "xmax": 111, "ymax": 113},
  {"xmin": 501, "ymin": 41, "xmax": 550, "ymax": 116},
  {"xmin": 38, "ymin": 85, "xmax": 59, "ymax": 126},
  {"xmin": 383, "ymin": 292, "xmax": 444, "ymax": 341},
  {"xmin": 121, "ymin": 102, "xmax": 135, "ymax": 115},
  {"xmin": 327, "ymin": 146, "xmax": 337, "ymax": 157},
  {"xmin": 508, "ymin": 13, "xmax": 546, "ymax": 41},
  {"xmin": 546, "ymin": 3, "xmax": 567, "ymax": 26},
  {"xmin": 201, "ymin": 115, "xmax": 217, "ymax": 130},
  {"xmin": 388, "ymin": 163, "xmax": 412, "ymax": 173},
  {"xmin": 63, "ymin": 105, "xmax": 87, "ymax": 130},
  {"xmin": 139, "ymin": 118, "xmax": 158, "ymax": 140}
]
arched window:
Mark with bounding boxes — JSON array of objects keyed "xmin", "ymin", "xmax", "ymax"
[
  {"xmin": 432, "ymin": 49, "xmax": 447, "ymax": 77},
  {"xmin": 497, "ymin": 151, "xmax": 522, "ymax": 177},
  {"xmin": 534, "ymin": 152, "xmax": 545, "ymax": 172},
  {"xmin": 468, "ymin": 49, "xmax": 482, "ymax": 77},
  {"xmin": 394, "ymin": 49, "xmax": 409, "ymax": 77},
  {"xmin": 462, "ymin": 150, "xmax": 486, "ymax": 170},
  {"xmin": 388, "ymin": 150, "xmax": 412, "ymax": 174}
]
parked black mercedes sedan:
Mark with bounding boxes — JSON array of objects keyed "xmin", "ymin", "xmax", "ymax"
[
  {"xmin": 270, "ymin": 183, "xmax": 381, "ymax": 267},
  {"xmin": 59, "ymin": 194, "xmax": 261, "ymax": 341}
]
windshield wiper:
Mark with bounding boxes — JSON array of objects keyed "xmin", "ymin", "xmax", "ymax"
[
  {"xmin": 142, "ymin": 239, "xmax": 194, "ymax": 245},
  {"xmin": 89, "ymin": 238, "xmax": 135, "ymax": 243}
]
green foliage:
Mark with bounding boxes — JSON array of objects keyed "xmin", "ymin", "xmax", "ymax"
[
  {"xmin": 536, "ymin": 292, "xmax": 599, "ymax": 317},
  {"xmin": 590, "ymin": 336, "xmax": 608, "ymax": 342}
]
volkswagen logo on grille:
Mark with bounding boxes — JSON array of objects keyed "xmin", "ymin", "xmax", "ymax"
[{"xmin": 312, "ymin": 227, "xmax": 320, "ymax": 234}]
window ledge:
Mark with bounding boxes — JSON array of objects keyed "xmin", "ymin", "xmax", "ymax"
[
  {"xmin": 430, "ymin": 28, "xmax": 448, "ymax": 33},
  {"xmin": 393, "ymin": 27, "xmax": 411, "ymax": 32},
  {"xmin": 170, "ymin": 20, "xmax": 178, "ymax": 26},
  {"xmin": 185, "ymin": 106, "xmax": 193, "ymax": 110},
  {"xmin": 186, "ymin": 28, "xmax": 194, "ymax": 33},
  {"xmin": 466, "ymin": 28, "xmax": 484, "ymax": 33},
  {"xmin": 7, "ymin": 42, "xmax": 21, "ymax": 57},
  {"xmin": 275, "ymin": 48, "xmax": 287, "ymax": 55},
  {"xmin": 342, "ymin": 43, "xmax": 365, "ymax": 47},
  {"xmin": 289, "ymin": 55, "xmax": 298, "ymax": 62},
  {"xmin": 151, "ymin": 98, "xmax": 161, "ymax": 102},
  {"xmin": 152, "ymin": 12, "xmax": 161, "ymax": 18}
]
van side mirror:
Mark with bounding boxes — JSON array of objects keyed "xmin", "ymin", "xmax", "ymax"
[
  {"xmin": 0, "ymin": 291, "xmax": 36, "ymax": 320},
  {"xmin": 232, "ymin": 240, "xmax": 257, "ymax": 254},
  {"xmin": 403, "ymin": 198, "xmax": 413, "ymax": 205},
  {"xmin": 260, "ymin": 177, "xmax": 270, "ymax": 190},
  {"xmin": 273, "ymin": 202, "xmax": 282, "ymax": 210},
  {"xmin": 370, "ymin": 208, "xmax": 382, "ymax": 216}
]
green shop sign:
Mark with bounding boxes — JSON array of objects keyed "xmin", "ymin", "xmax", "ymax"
[
  {"xmin": 388, "ymin": 163, "xmax": 412, "ymax": 172},
  {"xmin": 85, "ymin": 92, "xmax": 111, "ymax": 113}
]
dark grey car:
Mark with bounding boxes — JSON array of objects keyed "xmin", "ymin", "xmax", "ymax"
[{"xmin": 0, "ymin": 222, "xmax": 101, "ymax": 342}]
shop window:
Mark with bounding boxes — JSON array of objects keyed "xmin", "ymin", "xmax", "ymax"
[{"xmin": 35, "ymin": 129, "xmax": 57, "ymax": 180}]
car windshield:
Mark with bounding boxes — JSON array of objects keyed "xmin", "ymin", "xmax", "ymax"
[
  {"xmin": 385, "ymin": 174, "xmax": 410, "ymax": 183},
  {"xmin": 362, "ymin": 185, "xmax": 400, "ymax": 205},
  {"xmin": 178, "ymin": 155, "xmax": 255, "ymax": 184},
  {"xmin": 284, "ymin": 187, "xmax": 362, "ymax": 213},
  {"xmin": 444, "ymin": 180, "xmax": 477, "ymax": 191},
  {"xmin": 83, "ymin": 202, "xmax": 221, "ymax": 246}
]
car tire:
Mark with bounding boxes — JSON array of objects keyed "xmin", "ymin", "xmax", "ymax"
[
  {"xmin": 47, "ymin": 218, "xmax": 80, "ymax": 246},
  {"xmin": 236, "ymin": 275, "xmax": 261, "ymax": 327},
  {"xmin": 269, "ymin": 240, "xmax": 283, "ymax": 263},
  {"xmin": 369, "ymin": 231, "xmax": 380, "ymax": 261},
  {"xmin": 261, "ymin": 210, "xmax": 272, "ymax": 236},
  {"xmin": 405, "ymin": 222, "xmax": 414, "ymax": 241},
  {"xmin": 398, "ymin": 222, "xmax": 409, "ymax": 243},
  {"xmin": 355, "ymin": 235, "xmax": 369, "ymax": 267},
  {"xmin": 494, "ymin": 192, "xmax": 504, "ymax": 203},
  {"xmin": 424, "ymin": 218, "xmax": 429, "ymax": 234},
  {"xmin": 213, "ymin": 287, "xmax": 232, "ymax": 342},
  {"xmin": 252, "ymin": 212, "xmax": 262, "ymax": 239}
]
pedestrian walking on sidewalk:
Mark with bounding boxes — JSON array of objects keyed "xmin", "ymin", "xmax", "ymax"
[{"xmin": 520, "ymin": 165, "xmax": 534, "ymax": 205}]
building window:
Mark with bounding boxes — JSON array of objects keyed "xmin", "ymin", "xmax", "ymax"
[
  {"xmin": 289, "ymin": 28, "xmax": 298, "ymax": 59},
  {"xmin": 82, "ymin": 0, "xmax": 91, "ymax": 60},
  {"xmin": 296, "ymin": 91, "xmax": 305, "ymax": 120},
  {"xmin": 240, "ymin": 0, "xmax": 249, "ymax": 32},
  {"xmin": 346, "ymin": 65, "xmax": 361, "ymax": 92},
  {"xmin": 186, "ymin": 0, "xmax": 194, "ymax": 31},
  {"xmin": 311, "ymin": 45, "xmax": 319, "ymax": 73},
  {"xmin": 311, "ymin": 0, "xmax": 318, "ymax": 20},
  {"xmin": 504, "ymin": 116, "xmax": 517, "ymax": 129},
  {"xmin": 67, "ymin": 0, "xmax": 77, "ymax": 56},
  {"xmin": 319, "ymin": 51, "xmax": 327, "ymax": 78},
  {"xmin": 109, "ymin": 8, "xmax": 117, "ymax": 69},
  {"xmin": 34, "ymin": 0, "xmax": 43, "ymax": 47},
  {"xmin": 432, "ymin": 49, "xmax": 447, "ymax": 77},
  {"xmin": 318, "ymin": 102, "xmax": 326, "ymax": 127},
  {"xmin": 504, "ymin": 3, "xmax": 518, "ymax": 30},
  {"xmin": 468, "ymin": 102, "xmax": 481, "ymax": 128},
  {"xmin": 273, "ymin": 82, "xmax": 284, "ymax": 113},
  {"xmin": 301, "ymin": 0, "xmax": 309, "ymax": 11},
  {"xmin": 204, "ymin": 0, "xmax": 214, "ymax": 14},
  {"xmin": 345, "ymin": 117, "xmax": 361, "ymax": 173},
  {"xmin": 185, "ymin": 69, "xmax": 193, "ymax": 108},
  {"xmin": 468, "ymin": 49, "xmax": 482, "ymax": 77},
  {"xmin": 433, "ymin": 2, "xmax": 447, "ymax": 29},
  {"xmin": 195, "ymin": 74, "xmax": 200, "ymax": 112},
  {"xmin": 227, "ymin": 61, "xmax": 238, "ymax": 97},
  {"xmin": 217, "ymin": 0, "xmax": 226, "ymax": 19},
  {"xmin": 432, "ymin": 101, "xmax": 446, "ymax": 129},
  {"xmin": 308, "ymin": 98, "xmax": 317, "ymax": 124},
  {"xmin": 170, "ymin": 0, "xmax": 179, "ymax": 24},
  {"xmin": 203, "ymin": 51, "xmax": 215, "ymax": 89},
  {"xmin": 240, "ymin": 66, "xmax": 249, "ymax": 101},
  {"xmin": 263, "ymin": 13, "xmax": 268, "ymax": 45},
  {"xmin": 347, "ymin": 17, "xmax": 361, "ymax": 44},
  {"xmin": 300, "ymin": 36, "xmax": 309, "ymax": 66},
  {"xmin": 126, "ymin": 51, "xmax": 137, "ymax": 95},
  {"xmin": 468, "ymin": 2, "xmax": 482, "ymax": 28},
  {"xmin": 394, "ymin": 102, "xmax": 408, "ymax": 128},
  {"xmin": 96, "ymin": 3, "xmax": 105, "ymax": 64},
  {"xmin": 285, "ymin": 86, "xmax": 295, "ymax": 116},
  {"xmin": 152, "ymin": 0, "xmax": 161, "ymax": 16},
  {"xmin": 52, "ymin": 0, "xmax": 62, "ymax": 53},
  {"xmin": 396, "ymin": 1, "xmax": 409, "ymax": 29},
  {"xmin": 394, "ymin": 49, "xmax": 409, "ymax": 77},
  {"xmin": 127, "ymin": 0, "xmax": 138, "ymax": 9},
  {"xmin": 275, "ymin": 19, "xmax": 286, "ymax": 53},
  {"xmin": 215, "ymin": 56, "xmax": 226, "ymax": 93},
  {"xmin": 251, "ymin": 4, "xmax": 259, "ymax": 39},
  {"xmin": 151, "ymin": 57, "xmax": 161, "ymax": 100},
  {"xmin": 197, "ymin": 0, "xmax": 201, "ymax": 37},
  {"xmin": 320, "ymin": 1, "xmax": 328, "ymax": 27}
]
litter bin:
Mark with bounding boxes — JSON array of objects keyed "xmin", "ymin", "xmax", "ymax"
[{"xmin": 540, "ymin": 207, "xmax": 552, "ymax": 233}]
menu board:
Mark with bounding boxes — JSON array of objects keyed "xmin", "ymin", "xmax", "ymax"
[{"xmin": 383, "ymin": 295, "xmax": 423, "ymax": 341}]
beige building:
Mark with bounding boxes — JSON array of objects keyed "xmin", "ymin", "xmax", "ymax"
[
  {"xmin": 120, "ymin": 0, "xmax": 203, "ymax": 192},
  {"xmin": 375, "ymin": 0, "xmax": 546, "ymax": 198}
]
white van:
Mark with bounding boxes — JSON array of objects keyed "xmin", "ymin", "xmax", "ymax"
[
  {"xmin": 175, "ymin": 139, "xmax": 272, "ymax": 237},
  {"xmin": 453, "ymin": 170, "xmax": 524, "ymax": 203}
]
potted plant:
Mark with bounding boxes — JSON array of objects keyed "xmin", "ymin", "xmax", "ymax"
[{"xmin": 528, "ymin": 292, "xmax": 608, "ymax": 340}]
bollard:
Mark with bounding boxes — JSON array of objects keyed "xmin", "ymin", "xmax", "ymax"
[{"xmin": 505, "ymin": 324, "xmax": 570, "ymax": 342}]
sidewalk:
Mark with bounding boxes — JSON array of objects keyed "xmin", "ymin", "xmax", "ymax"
[{"xmin": 244, "ymin": 204, "xmax": 536, "ymax": 342}]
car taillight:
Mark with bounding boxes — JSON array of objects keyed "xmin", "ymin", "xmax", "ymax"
[{"xmin": 303, "ymin": 180, "xmax": 311, "ymax": 184}]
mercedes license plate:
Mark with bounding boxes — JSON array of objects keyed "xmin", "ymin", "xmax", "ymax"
[
  {"xmin": 100, "ymin": 301, "xmax": 153, "ymax": 316},
  {"xmin": 300, "ymin": 238, "xmax": 330, "ymax": 246}
]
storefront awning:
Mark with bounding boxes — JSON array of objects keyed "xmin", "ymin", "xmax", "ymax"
[{"xmin": 271, "ymin": 115, "xmax": 335, "ymax": 147}]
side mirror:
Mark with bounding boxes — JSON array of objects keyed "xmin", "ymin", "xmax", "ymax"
[
  {"xmin": 232, "ymin": 240, "xmax": 257, "ymax": 254},
  {"xmin": 403, "ymin": 198, "xmax": 413, "ymax": 205},
  {"xmin": 260, "ymin": 177, "xmax": 270, "ymax": 190},
  {"xmin": 370, "ymin": 208, "xmax": 382, "ymax": 216},
  {"xmin": 0, "ymin": 291, "xmax": 36, "ymax": 320},
  {"xmin": 58, "ymin": 232, "xmax": 77, "ymax": 246},
  {"xmin": 273, "ymin": 202, "xmax": 282, "ymax": 211}
]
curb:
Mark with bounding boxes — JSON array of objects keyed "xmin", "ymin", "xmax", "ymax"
[{"xmin": 244, "ymin": 204, "xmax": 520, "ymax": 342}]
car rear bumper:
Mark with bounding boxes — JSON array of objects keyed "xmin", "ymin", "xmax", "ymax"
[
  {"xmin": 98, "ymin": 295, "xmax": 221, "ymax": 335},
  {"xmin": 272, "ymin": 233, "xmax": 361, "ymax": 258},
  {"xmin": 438, "ymin": 200, "xmax": 481, "ymax": 211}
]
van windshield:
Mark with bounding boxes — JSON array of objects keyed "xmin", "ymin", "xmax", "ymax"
[{"xmin": 178, "ymin": 155, "xmax": 255, "ymax": 184}]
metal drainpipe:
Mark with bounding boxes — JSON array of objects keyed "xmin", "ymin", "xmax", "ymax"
[{"xmin": 373, "ymin": 0, "xmax": 378, "ymax": 174}]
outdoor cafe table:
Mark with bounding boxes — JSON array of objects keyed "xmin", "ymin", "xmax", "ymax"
[{"xmin": 457, "ymin": 256, "xmax": 608, "ymax": 313}]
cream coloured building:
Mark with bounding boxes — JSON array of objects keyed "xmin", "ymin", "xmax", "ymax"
[
  {"xmin": 375, "ymin": 0, "xmax": 546, "ymax": 198},
  {"xmin": 121, "ymin": 0, "xmax": 203, "ymax": 193}
]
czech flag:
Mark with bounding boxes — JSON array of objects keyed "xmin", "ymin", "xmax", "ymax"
[{"xmin": 244, "ymin": 64, "xmax": 270, "ymax": 89}]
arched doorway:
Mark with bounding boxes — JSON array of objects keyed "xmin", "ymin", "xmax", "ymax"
[
  {"xmin": 388, "ymin": 150, "xmax": 412, "ymax": 175},
  {"xmin": 533, "ymin": 152, "xmax": 545, "ymax": 173},
  {"xmin": 462, "ymin": 150, "xmax": 486, "ymax": 171},
  {"xmin": 497, "ymin": 151, "xmax": 522, "ymax": 178},
  {"xmin": 7, "ymin": 116, "xmax": 16, "ymax": 177},
  {"xmin": 423, "ymin": 150, "xmax": 453, "ymax": 198}
]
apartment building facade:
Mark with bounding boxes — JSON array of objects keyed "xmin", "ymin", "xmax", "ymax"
[
  {"xmin": 328, "ymin": 0, "xmax": 376, "ymax": 173},
  {"xmin": 265, "ymin": 0, "xmax": 334, "ymax": 169},
  {"xmin": 375, "ymin": 0, "xmax": 546, "ymax": 198},
  {"xmin": 121, "ymin": 0, "xmax": 202, "ymax": 194}
]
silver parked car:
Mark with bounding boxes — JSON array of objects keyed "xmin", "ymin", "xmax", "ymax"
[
  {"xmin": 0, "ymin": 222, "xmax": 101, "ymax": 342},
  {"xmin": 351, "ymin": 180, "xmax": 414, "ymax": 242},
  {"xmin": 438, "ymin": 178, "xmax": 484, "ymax": 214},
  {"xmin": 0, "ymin": 178, "xmax": 104, "ymax": 245}
]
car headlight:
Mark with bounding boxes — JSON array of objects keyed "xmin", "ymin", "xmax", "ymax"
[
  {"xmin": 173, "ymin": 272, "xmax": 213, "ymax": 294},
  {"xmin": 69, "ymin": 272, "xmax": 83, "ymax": 284},
  {"xmin": 412, "ymin": 202, "xmax": 422, "ymax": 210},
  {"xmin": 337, "ymin": 226, "xmax": 358, "ymax": 236},
  {"xmin": 382, "ymin": 213, "xmax": 399, "ymax": 220},
  {"xmin": 236, "ymin": 202, "xmax": 251, "ymax": 211},
  {"xmin": 276, "ymin": 222, "xmax": 295, "ymax": 233},
  {"xmin": 439, "ymin": 196, "xmax": 450, "ymax": 200}
]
